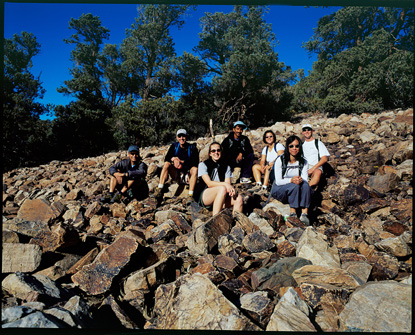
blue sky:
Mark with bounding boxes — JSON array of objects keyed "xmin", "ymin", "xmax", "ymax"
[{"xmin": 4, "ymin": 3, "xmax": 341, "ymax": 117}]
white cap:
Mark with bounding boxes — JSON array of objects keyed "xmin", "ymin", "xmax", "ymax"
[
  {"xmin": 302, "ymin": 124, "xmax": 313, "ymax": 130},
  {"xmin": 176, "ymin": 129, "xmax": 188, "ymax": 136}
]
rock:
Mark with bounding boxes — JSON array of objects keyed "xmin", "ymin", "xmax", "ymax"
[
  {"xmin": 29, "ymin": 223, "xmax": 80, "ymax": 252},
  {"xmin": 292, "ymin": 265, "xmax": 363, "ymax": 290},
  {"xmin": 339, "ymin": 281, "xmax": 411, "ymax": 332},
  {"xmin": 367, "ymin": 173, "xmax": 400, "ymax": 194},
  {"xmin": 342, "ymin": 184, "xmax": 370, "ymax": 207},
  {"xmin": 248, "ymin": 212, "xmax": 275, "ymax": 235},
  {"xmin": 240, "ymin": 291, "xmax": 274, "ymax": 328},
  {"xmin": 251, "ymin": 257, "xmax": 311, "ymax": 291},
  {"xmin": 186, "ymin": 209, "xmax": 233, "ymax": 255},
  {"xmin": 375, "ymin": 235, "xmax": 412, "ymax": 257},
  {"xmin": 99, "ymin": 295, "xmax": 138, "ymax": 329},
  {"xmin": 218, "ymin": 234, "xmax": 242, "ymax": 255},
  {"xmin": 242, "ymin": 230, "xmax": 274, "ymax": 253},
  {"xmin": 369, "ymin": 252, "xmax": 400, "ymax": 280},
  {"xmin": 266, "ymin": 287, "xmax": 316, "ymax": 331},
  {"xmin": 62, "ymin": 295, "xmax": 94, "ymax": 328},
  {"xmin": 149, "ymin": 273, "xmax": 261, "ymax": 330},
  {"xmin": 43, "ymin": 307, "xmax": 79, "ymax": 327},
  {"xmin": 2, "ymin": 243, "xmax": 42, "ymax": 273},
  {"xmin": 71, "ymin": 234, "xmax": 141, "ymax": 295},
  {"xmin": 2, "ymin": 310, "xmax": 69, "ymax": 328},
  {"xmin": 17, "ymin": 198, "xmax": 57, "ymax": 223},
  {"xmin": 340, "ymin": 253, "xmax": 372, "ymax": 284},
  {"xmin": 296, "ymin": 227, "xmax": 341, "ymax": 268},
  {"xmin": 2, "ymin": 229, "xmax": 20, "ymax": 243},
  {"xmin": 66, "ymin": 247, "xmax": 99, "ymax": 275},
  {"xmin": 2, "ymin": 272, "xmax": 69, "ymax": 304}
]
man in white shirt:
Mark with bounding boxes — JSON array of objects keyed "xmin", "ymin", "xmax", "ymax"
[{"xmin": 301, "ymin": 124, "xmax": 330, "ymax": 188}]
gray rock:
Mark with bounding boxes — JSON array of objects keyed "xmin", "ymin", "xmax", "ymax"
[
  {"xmin": 2, "ymin": 311, "xmax": 69, "ymax": 328},
  {"xmin": 339, "ymin": 281, "xmax": 412, "ymax": 332}
]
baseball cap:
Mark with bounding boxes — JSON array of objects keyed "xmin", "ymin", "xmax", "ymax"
[
  {"xmin": 128, "ymin": 145, "xmax": 140, "ymax": 153},
  {"xmin": 176, "ymin": 129, "xmax": 188, "ymax": 136},
  {"xmin": 302, "ymin": 124, "xmax": 313, "ymax": 130},
  {"xmin": 233, "ymin": 121, "xmax": 247, "ymax": 129}
]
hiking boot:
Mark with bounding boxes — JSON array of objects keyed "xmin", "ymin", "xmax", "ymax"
[
  {"xmin": 240, "ymin": 177, "xmax": 252, "ymax": 184},
  {"xmin": 110, "ymin": 193, "xmax": 123, "ymax": 203},
  {"xmin": 153, "ymin": 187, "xmax": 163, "ymax": 199},
  {"xmin": 300, "ymin": 213, "xmax": 310, "ymax": 226},
  {"xmin": 289, "ymin": 212, "xmax": 297, "ymax": 218},
  {"xmin": 231, "ymin": 167, "xmax": 241, "ymax": 184},
  {"xmin": 185, "ymin": 194, "xmax": 194, "ymax": 206},
  {"xmin": 100, "ymin": 193, "xmax": 113, "ymax": 203}
]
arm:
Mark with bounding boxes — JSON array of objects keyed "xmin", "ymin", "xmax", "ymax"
[
  {"xmin": 274, "ymin": 157, "xmax": 291, "ymax": 186},
  {"xmin": 201, "ymin": 173, "xmax": 235, "ymax": 196},
  {"xmin": 164, "ymin": 144, "xmax": 176, "ymax": 163},
  {"xmin": 109, "ymin": 160, "xmax": 127, "ymax": 176},
  {"xmin": 127, "ymin": 161, "xmax": 147, "ymax": 179}
]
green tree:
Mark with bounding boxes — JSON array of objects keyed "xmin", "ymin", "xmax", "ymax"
[
  {"xmin": 3, "ymin": 32, "xmax": 51, "ymax": 170},
  {"xmin": 121, "ymin": 4, "xmax": 195, "ymax": 101},
  {"xmin": 294, "ymin": 7, "xmax": 414, "ymax": 115},
  {"xmin": 195, "ymin": 6, "xmax": 294, "ymax": 126}
]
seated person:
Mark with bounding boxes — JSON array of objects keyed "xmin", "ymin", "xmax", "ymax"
[
  {"xmin": 270, "ymin": 135, "xmax": 312, "ymax": 225},
  {"xmin": 153, "ymin": 129, "xmax": 199, "ymax": 201},
  {"xmin": 196, "ymin": 142, "xmax": 243, "ymax": 215},
  {"xmin": 221, "ymin": 121, "xmax": 254, "ymax": 184},
  {"xmin": 302, "ymin": 124, "xmax": 330, "ymax": 189},
  {"xmin": 252, "ymin": 130, "xmax": 285, "ymax": 192},
  {"xmin": 102, "ymin": 145, "xmax": 148, "ymax": 203}
]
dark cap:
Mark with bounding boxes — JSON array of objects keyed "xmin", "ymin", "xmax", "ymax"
[{"xmin": 128, "ymin": 145, "xmax": 140, "ymax": 153}]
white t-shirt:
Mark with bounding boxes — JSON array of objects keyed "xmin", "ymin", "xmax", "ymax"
[
  {"xmin": 274, "ymin": 157, "xmax": 309, "ymax": 186},
  {"xmin": 198, "ymin": 161, "xmax": 232, "ymax": 181},
  {"xmin": 261, "ymin": 143, "xmax": 285, "ymax": 164},
  {"xmin": 302, "ymin": 140, "xmax": 330, "ymax": 166}
]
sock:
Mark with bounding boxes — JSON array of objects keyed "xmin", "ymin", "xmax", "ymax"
[
  {"xmin": 256, "ymin": 182, "xmax": 262, "ymax": 186},
  {"xmin": 158, "ymin": 184, "xmax": 163, "ymax": 189},
  {"xmin": 188, "ymin": 191, "xmax": 194, "ymax": 196},
  {"xmin": 262, "ymin": 185, "xmax": 267, "ymax": 189}
]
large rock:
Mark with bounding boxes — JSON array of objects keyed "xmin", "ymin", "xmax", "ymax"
[
  {"xmin": 292, "ymin": 265, "xmax": 363, "ymax": 290},
  {"xmin": 186, "ymin": 209, "xmax": 233, "ymax": 255},
  {"xmin": 339, "ymin": 281, "xmax": 412, "ymax": 332},
  {"xmin": 17, "ymin": 198, "xmax": 57, "ymax": 223},
  {"xmin": 2, "ymin": 243, "xmax": 42, "ymax": 273},
  {"xmin": 71, "ymin": 234, "xmax": 140, "ymax": 295},
  {"xmin": 149, "ymin": 273, "xmax": 261, "ymax": 330},
  {"xmin": 266, "ymin": 287, "xmax": 316, "ymax": 331},
  {"xmin": 296, "ymin": 227, "xmax": 341, "ymax": 268}
]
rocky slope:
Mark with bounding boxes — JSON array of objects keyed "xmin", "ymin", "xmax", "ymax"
[{"xmin": 2, "ymin": 108, "xmax": 412, "ymax": 331}]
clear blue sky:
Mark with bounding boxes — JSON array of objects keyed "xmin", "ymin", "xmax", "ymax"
[{"xmin": 4, "ymin": 3, "xmax": 341, "ymax": 117}]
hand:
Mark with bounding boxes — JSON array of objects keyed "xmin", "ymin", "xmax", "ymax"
[
  {"xmin": 225, "ymin": 184, "xmax": 236, "ymax": 197},
  {"xmin": 308, "ymin": 166, "xmax": 315, "ymax": 175},
  {"xmin": 172, "ymin": 157, "xmax": 182, "ymax": 169},
  {"xmin": 291, "ymin": 176, "xmax": 303, "ymax": 185},
  {"xmin": 236, "ymin": 153, "xmax": 243, "ymax": 163},
  {"xmin": 260, "ymin": 165, "xmax": 266, "ymax": 173}
]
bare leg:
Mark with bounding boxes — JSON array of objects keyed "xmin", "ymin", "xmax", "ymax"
[
  {"xmin": 202, "ymin": 186, "xmax": 227, "ymax": 216},
  {"xmin": 159, "ymin": 161, "xmax": 172, "ymax": 185},
  {"xmin": 224, "ymin": 194, "xmax": 243, "ymax": 214},
  {"xmin": 188, "ymin": 166, "xmax": 198, "ymax": 192},
  {"xmin": 309, "ymin": 169, "xmax": 322, "ymax": 187},
  {"xmin": 263, "ymin": 169, "xmax": 270, "ymax": 187},
  {"xmin": 252, "ymin": 164, "xmax": 263, "ymax": 184}
]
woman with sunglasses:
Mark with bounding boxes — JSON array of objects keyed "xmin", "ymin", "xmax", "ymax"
[
  {"xmin": 196, "ymin": 142, "xmax": 243, "ymax": 215},
  {"xmin": 271, "ymin": 135, "xmax": 311, "ymax": 225},
  {"xmin": 252, "ymin": 130, "xmax": 284, "ymax": 193}
]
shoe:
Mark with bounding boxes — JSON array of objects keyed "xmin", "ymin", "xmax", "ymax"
[
  {"xmin": 289, "ymin": 213, "xmax": 297, "ymax": 218},
  {"xmin": 100, "ymin": 193, "xmax": 113, "ymax": 203},
  {"xmin": 185, "ymin": 194, "xmax": 194, "ymax": 206},
  {"xmin": 300, "ymin": 213, "xmax": 310, "ymax": 226},
  {"xmin": 231, "ymin": 167, "xmax": 241, "ymax": 184},
  {"xmin": 249, "ymin": 184, "xmax": 262, "ymax": 193},
  {"xmin": 110, "ymin": 193, "xmax": 123, "ymax": 203},
  {"xmin": 240, "ymin": 177, "xmax": 252, "ymax": 184},
  {"xmin": 153, "ymin": 187, "xmax": 163, "ymax": 199}
]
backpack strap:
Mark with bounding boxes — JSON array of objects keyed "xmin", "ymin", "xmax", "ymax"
[
  {"xmin": 174, "ymin": 142, "xmax": 180, "ymax": 157},
  {"xmin": 315, "ymin": 139, "xmax": 320, "ymax": 161}
]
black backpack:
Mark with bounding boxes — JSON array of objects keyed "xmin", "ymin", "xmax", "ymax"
[{"xmin": 268, "ymin": 154, "xmax": 304, "ymax": 185}]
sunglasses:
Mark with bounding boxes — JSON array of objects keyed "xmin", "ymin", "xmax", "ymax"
[
  {"xmin": 210, "ymin": 149, "xmax": 221, "ymax": 153},
  {"xmin": 177, "ymin": 135, "xmax": 187, "ymax": 138},
  {"xmin": 289, "ymin": 145, "xmax": 300, "ymax": 148},
  {"xmin": 265, "ymin": 135, "xmax": 274, "ymax": 139},
  {"xmin": 303, "ymin": 128, "xmax": 312, "ymax": 132},
  {"xmin": 129, "ymin": 152, "xmax": 139, "ymax": 156}
]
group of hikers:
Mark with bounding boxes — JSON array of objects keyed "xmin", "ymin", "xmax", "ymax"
[{"xmin": 102, "ymin": 121, "xmax": 330, "ymax": 226}]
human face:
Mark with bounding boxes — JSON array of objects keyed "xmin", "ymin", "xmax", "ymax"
[
  {"xmin": 265, "ymin": 132, "xmax": 274, "ymax": 144},
  {"xmin": 288, "ymin": 139, "xmax": 300, "ymax": 158},
  {"xmin": 128, "ymin": 151, "xmax": 139, "ymax": 163},
  {"xmin": 302, "ymin": 127, "xmax": 313, "ymax": 140},
  {"xmin": 233, "ymin": 125, "xmax": 244, "ymax": 138},
  {"xmin": 177, "ymin": 133, "xmax": 187, "ymax": 146},
  {"xmin": 209, "ymin": 144, "xmax": 222, "ymax": 162}
]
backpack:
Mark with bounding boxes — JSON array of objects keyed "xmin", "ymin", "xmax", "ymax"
[
  {"xmin": 174, "ymin": 142, "xmax": 195, "ymax": 158},
  {"xmin": 265, "ymin": 142, "xmax": 279, "ymax": 156}
]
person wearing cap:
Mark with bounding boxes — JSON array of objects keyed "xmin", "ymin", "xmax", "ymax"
[
  {"xmin": 221, "ymin": 121, "xmax": 254, "ymax": 184},
  {"xmin": 153, "ymin": 129, "xmax": 199, "ymax": 201},
  {"xmin": 102, "ymin": 145, "xmax": 148, "ymax": 203},
  {"xmin": 301, "ymin": 124, "xmax": 330, "ymax": 188}
]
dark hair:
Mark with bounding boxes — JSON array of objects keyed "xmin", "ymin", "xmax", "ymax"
[
  {"xmin": 263, "ymin": 130, "xmax": 276, "ymax": 144},
  {"xmin": 209, "ymin": 141, "xmax": 222, "ymax": 152},
  {"xmin": 283, "ymin": 135, "xmax": 304, "ymax": 166}
]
